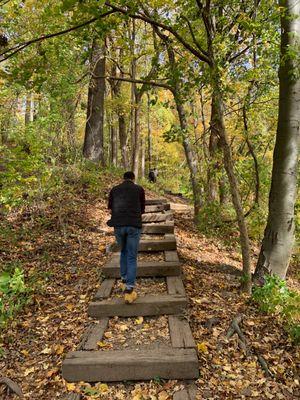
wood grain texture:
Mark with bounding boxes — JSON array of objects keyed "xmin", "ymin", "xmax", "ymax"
[{"xmin": 168, "ymin": 316, "xmax": 196, "ymax": 349}]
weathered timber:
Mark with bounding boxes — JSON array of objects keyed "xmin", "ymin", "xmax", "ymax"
[
  {"xmin": 173, "ymin": 385, "xmax": 198, "ymax": 400},
  {"xmin": 64, "ymin": 394, "xmax": 81, "ymax": 400},
  {"xmin": 62, "ymin": 348, "xmax": 199, "ymax": 382},
  {"xmin": 167, "ymin": 276, "xmax": 186, "ymax": 296},
  {"xmin": 93, "ymin": 279, "xmax": 115, "ymax": 300},
  {"xmin": 145, "ymin": 204, "xmax": 171, "ymax": 213},
  {"xmin": 112, "ymin": 238, "xmax": 177, "ymax": 253},
  {"xmin": 145, "ymin": 199, "xmax": 168, "ymax": 205},
  {"xmin": 77, "ymin": 320, "xmax": 109, "ymax": 351},
  {"xmin": 142, "ymin": 222, "xmax": 174, "ymax": 234},
  {"xmin": 103, "ymin": 260, "xmax": 181, "ymax": 278},
  {"xmin": 142, "ymin": 213, "xmax": 168, "ymax": 223},
  {"xmin": 88, "ymin": 294, "xmax": 187, "ymax": 318},
  {"xmin": 165, "ymin": 250, "xmax": 180, "ymax": 262},
  {"xmin": 169, "ymin": 316, "xmax": 196, "ymax": 349}
]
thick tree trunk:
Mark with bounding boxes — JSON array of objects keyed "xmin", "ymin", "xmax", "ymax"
[
  {"xmin": 254, "ymin": 0, "xmax": 300, "ymax": 281},
  {"xmin": 212, "ymin": 86, "xmax": 252, "ymax": 292},
  {"xmin": 83, "ymin": 39, "xmax": 106, "ymax": 164}
]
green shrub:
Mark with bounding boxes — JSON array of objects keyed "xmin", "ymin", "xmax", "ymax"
[
  {"xmin": 0, "ymin": 265, "xmax": 31, "ymax": 327},
  {"xmin": 252, "ymin": 275, "xmax": 300, "ymax": 344}
]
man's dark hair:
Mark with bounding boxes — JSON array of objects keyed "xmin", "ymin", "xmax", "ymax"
[{"xmin": 123, "ymin": 171, "xmax": 135, "ymax": 180}]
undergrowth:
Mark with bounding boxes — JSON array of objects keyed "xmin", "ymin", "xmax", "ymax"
[{"xmin": 252, "ymin": 275, "xmax": 300, "ymax": 344}]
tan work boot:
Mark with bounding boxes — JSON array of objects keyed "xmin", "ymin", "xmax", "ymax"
[{"xmin": 124, "ymin": 289, "xmax": 138, "ymax": 304}]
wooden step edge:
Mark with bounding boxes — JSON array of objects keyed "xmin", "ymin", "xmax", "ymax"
[
  {"xmin": 93, "ymin": 279, "xmax": 115, "ymax": 300},
  {"xmin": 164, "ymin": 250, "xmax": 179, "ymax": 262},
  {"xmin": 167, "ymin": 276, "xmax": 186, "ymax": 296},
  {"xmin": 62, "ymin": 348, "xmax": 199, "ymax": 382},
  {"xmin": 88, "ymin": 294, "xmax": 187, "ymax": 318},
  {"xmin": 168, "ymin": 315, "xmax": 196, "ymax": 349},
  {"xmin": 102, "ymin": 262, "xmax": 181, "ymax": 278},
  {"xmin": 77, "ymin": 319, "xmax": 109, "ymax": 351},
  {"xmin": 173, "ymin": 384, "xmax": 198, "ymax": 400}
]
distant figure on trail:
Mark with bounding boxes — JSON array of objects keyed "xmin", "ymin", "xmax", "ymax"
[
  {"xmin": 107, "ymin": 171, "xmax": 145, "ymax": 304},
  {"xmin": 148, "ymin": 168, "xmax": 158, "ymax": 183}
]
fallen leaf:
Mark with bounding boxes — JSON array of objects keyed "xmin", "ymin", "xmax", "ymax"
[
  {"xmin": 197, "ymin": 342, "xmax": 208, "ymax": 353},
  {"xmin": 135, "ymin": 317, "xmax": 144, "ymax": 325}
]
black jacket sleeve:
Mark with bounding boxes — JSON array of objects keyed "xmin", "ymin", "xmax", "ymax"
[{"xmin": 140, "ymin": 187, "xmax": 145, "ymax": 214}]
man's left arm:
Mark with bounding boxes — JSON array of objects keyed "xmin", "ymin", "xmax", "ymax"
[{"xmin": 140, "ymin": 188, "xmax": 146, "ymax": 214}]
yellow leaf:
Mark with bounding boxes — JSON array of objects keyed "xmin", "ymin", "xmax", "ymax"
[
  {"xmin": 118, "ymin": 324, "xmax": 128, "ymax": 332},
  {"xmin": 104, "ymin": 331, "xmax": 113, "ymax": 339},
  {"xmin": 96, "ymin": 383, "xmax": 109, "ymax": 392},
  {"xmin": 66, "ymin": 382, "xmax": 76, "ymax": 391},
  {"xmin": 21, "ymin": 349, "xmax": 29, "ymax": 357},
  {"xmin": 41, "ymin": 347, "xmax": 52, "ymax": 354},
  {"xmin": 197, "ymin": 342, "xmax": 208, "ymax": 353},
  {"xmin": 97, "ymin": 341, "xmax": 109, "ymax": 348},
  {"xmin": 66, "ymin": 304, "xmax": 74, "ymax": 311},
  {"xmin": 55, "ymin": 345, "xmax": 64, "ymax": 355},
  {"xmin": 135, "ymin": 317, "xmax": 144, "ymax": 325},
  {"xmin": 24, "ymin": 367, "xmax": 35, "ymax": 376},
  {"xmin": 158, "ymin": 390, "xmax": 169, "ymax": 400}
]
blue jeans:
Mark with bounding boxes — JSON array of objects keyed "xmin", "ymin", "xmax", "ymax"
[{"xmin": 114, "ymin": 226, "xmax": 141, "ymax": 290}]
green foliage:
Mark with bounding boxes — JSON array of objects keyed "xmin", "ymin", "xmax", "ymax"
[
  {"xmin": 0, "ymin": 265, "xmax": 31, "ymax": 327},
  {"xmin": 253, "ymin": 275, "xmax": 300, "ymax": 344}
]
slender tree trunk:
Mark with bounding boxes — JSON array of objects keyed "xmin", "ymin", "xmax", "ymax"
[
  {"xmin": 132, "ymin": 98, "xmax": 141, "ymax": 178},
  {"xmin": 147, "ymin": 93, "xmax": 152, "ymax": 171},
  {"xmin": 175, "ymin": 97, "xmax": 202, "ymax": 216},
  {"xmin": 83, "ymin": 38, "xmax": 106, "ymax": 164},
  {"xmin": 141, "ymin": 137, "xmax": 145, "ymax": 178},
  {"xmin": 25, "ymin": 93, "xmax": 32, "ymax": 125},
  {"xmin": 212, "ymin": 85, "xmax": 252, "ymax": 292},
  {"xmin": 110, "ymin": 118, "xmax": 118, "ymax": 167},
  {"xmin": 254, "ymin": 0, "xmax": 300, "ymax": 281}
]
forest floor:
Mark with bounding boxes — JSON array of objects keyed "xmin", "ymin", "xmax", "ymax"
[{"xmin": 0, "ymin": 175, "xmax": 299, "ymax": 399}]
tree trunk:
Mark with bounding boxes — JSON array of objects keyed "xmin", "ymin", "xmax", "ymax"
[
  {"xmin": 83, "ymin": 39, "xmax": 106, "ymax": 164},
  {"xmin": 254, "ymin": 0, "xmax": 300, "ymax": 281},
  {"xmin": 212, "ymin": 85, "xmax": 252, "ymax": 292},
  {"xmin": 25, "ymin": 93, "xmax": 32, "ymax": 125},
  {"xmin": 141, "ymin": 137, "xmax": 145, "ymax": 178},
  {"xmin": 147, "ymin": 93, "xmax": 152, "ymax": 171},
  {"xmin": 110, "ymin": 122, "xmax": 118, "ymax": 167},
  {"xmin": 132, "ymin": 98, "xmax": 141, "ymax": 178},
  {"xmin": 175, "ymin": 98, "xmax": 202, "ymax": 216}
]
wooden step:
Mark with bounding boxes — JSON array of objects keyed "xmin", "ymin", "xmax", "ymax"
[
  {"xmin": 145, "ymin": 204, "xmax": 171, "ymax": 213},
  {"xmin": 77, "ymin": 320, "xmax": 109, "ymax": 350},
  {"xmin": 145, "ymin": 199, "xmax": 168, "ymax": 205},
  {"xmin": 167, "ymin": 276, "xmax": 186, "ymax": 296},
  {"xmin": 88, "ymin": 294, "xmax": 187, "ymax": 318},
  {"xmin": 62, "ymin": 348, "xmax": 199, "ymax": 382},
  {"xmin": 103, "ymin": 260, "xmax": 181, "ymax": 278},
  {"xmin": 142, "ymin": 222, "xmax": 174, "ymax": 234},
  {"xmin": 169, "ymin": 316, "xmax": 196, "ymax": 349},
  {"xmin": 111, "ymin": 237, "xmax": 177, "ymax": 253},
  {"xmin": 142, "ymin": 211, "xmax": 173, "ymax": 223},
  {"xmin": 173, "ymin": 385, "xmax": 198, "ymax": 400},
  {"xmin": 93, "ymin": 279, "xmax": 115, "ymax": 300}
]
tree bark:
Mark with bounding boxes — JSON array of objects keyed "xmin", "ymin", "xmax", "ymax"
[
  {"xmin": 212, "ymin": 85, "xmax": 252, "ymax": 292},
  {"xmin": 83, "ymin": 38, "xmax": 106, "ymax": 164},
  {"xmin": 147, "ymin": 92, "xmax": 152, "ymax": 171},
  {"xmin": 25, "ymin": 93, "xmax": 33, "ymax": 125},
  {"xmin": 141, "ymin": 136, "xmax": 145, "ymax": 178},
  {"xmin": 254, "ymin": 0, "xmax": 300, "ymax": 281}
]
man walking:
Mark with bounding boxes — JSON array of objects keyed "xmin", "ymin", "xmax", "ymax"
[{"xmin": 107, "ymin": 171, "xmax": 145, "ymax": 304}]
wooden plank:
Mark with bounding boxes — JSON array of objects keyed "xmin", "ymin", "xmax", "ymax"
[
  {"xmin": 111, "ymin": 239, "xmax": 177, "ymax": 253},
  {"xmin": 168, "ymin": 316, "xmax": 196, "ymax": 349},
  {"xmin": 63, "ymin": 394, "xmax": 81, "ymax": 400},
  {"xmin": 145, "ymin": 199, "xmax": 168, "ymax": 205},
  {"xmin": 93, "ymin": 279, "xmax": 115, "ymax": 300},
  {"xmin": 88, "ymin": 294, "xmax": 187, "ymax": 318},
  {"xmin": 103, "ymin": 260, "xmax": 181, "ymax": 278},
  {"xmin": 77, "ymin": 320, "xmax": 109, "ymax": 351},
  {"xmin": 167, "ymin": 276, "xmax": 186, "ymax": 296},
  {"xmin": 165, "ymin": 250, "xmax": 179, "ymax": 262},
  {"xmin": 142, "ymin": 222, "xmax": 174, "ymax": 234},
  {"xmin": 145, "ymin": 204, "xmax": 171, "ymax": 213},
  {"xmin": 138, "ymin": 239, "xmax": 176, "ymax": 252},
  {"xmin": 62, "ymin": 348, "xmax": 199, "ymax": 382},
  {"xmin": 142, "ymin": 213, "xmax": 168, "ymax": 223},
  {"xmin": 173, "ymin": 389, "xmax": 190, "ymax": 400}
]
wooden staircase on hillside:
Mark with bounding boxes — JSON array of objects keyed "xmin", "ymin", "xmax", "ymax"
[{"xmin": 62, "ymin": 199, "xmax": 199, "ymax": 400}]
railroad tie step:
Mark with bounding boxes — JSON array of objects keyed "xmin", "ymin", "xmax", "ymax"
[
  {"xmin": 62, "ymin": 348, "xmax": 199, "ymax": 382},
  {"xmin": 88, "ymin": 294, "xmax": 187, "ymax": 318}
]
